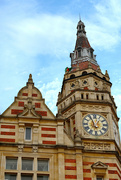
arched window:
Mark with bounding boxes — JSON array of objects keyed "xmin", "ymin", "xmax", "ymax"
[
  {"xmin": 82, "ymin": 71, "xmax": 87, "ymax": 75},
  {"xmin": 86, "ymin": 94, "xmax": 89, "ymax": 99},
  {"xmin": 76, "ymin": 51, "xmax": 78, "ymax": 58},
  {"xmin": 90, "ymin": 50, "xmax": 93, "ymax": 58},
  {"xmin": 97, "ymin": 95, "xmax": 99, "ymax": 100},
  {"xmin": 70, "ymin": 74, "xmax": 75, "ymax": 79},
  {"xmin": 101, "ymin": 95, "xmax": 104, "ymax": 100},
  {"xmin": 78, "ymin": 50, "xmax": 81, "ymax": 57}
]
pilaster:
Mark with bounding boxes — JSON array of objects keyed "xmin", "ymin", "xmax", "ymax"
[
  {"xmin": 58, "ymin": 149, "xmax": 65, "ymax": 180},
  {"xmin": 76, "ymin": 149, "xmax": 83, "ymax": 179}
]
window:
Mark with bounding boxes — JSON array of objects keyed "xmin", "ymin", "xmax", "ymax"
[
  {"xmin": 37, "ymin": 175, "xmax": 49, "ymax": 180},
  {"xmin": 90, "ymin": 50, "xmax": 93, "ymax": 58},
  {"xmin": 93, "ymin": 72, "xmax": 97, "ymax": 75},
  {"xmin": 97, "ymin": 177, "xmax": 103, "ymax": 180},
  {"xmin": 78, "ymin": 50, "xmax": 81, "ymax": 57},
  {"xmin": 101, "ymin": 95, "xmax": 104, "ymax": 100},
  {"xmin": 81, "ymin": 94, "xmax": 84, "ymax": 99},
  {"xmin": 21, "ymin": 175, "xmax": 33, "ymax": 180},
  {"xmin": 4, "ymin": 157, "xmax": 50, "ymax": 180},
  {"xmin": 5, "ymin": 173, "xmax": 16, "ymax": 180},
  {"xmin": 97, "ymin": 95, "xmax": 99, "ymax": 100},
  {"xmin": 82, "ymin": 71, "xmax": 87, "ymax": 75},
  {"xmin": 6, "ymin": 158, "xmax": 17, "ymax": 170},
  {"xmin": 86, "ymin": 94, "xmax": 89, "ymax": 99},
  {"xmin": 38, "ymin": 160, "xmax": 49, "ymax": 171},
  {"xmin": 22, "ymin": 159, "xmax": 33, "ymax": 170},
  {"xmin": 71, "ymin": 83, "xmax": 75, "ymax": 87},
  {"xmin": 83, "ymin": 80, "xmax": 87, "ymax": 85},
  {"xmin": 25, "ymin": 127, "xmax": 31, "ymax": 140},
  {"xmin": 76, "ymin": 51, "xmax": 77, "ymax": 58},
  {"xmin": 70, "ymin": 74, "xmax": 75, "ymax": 79}
]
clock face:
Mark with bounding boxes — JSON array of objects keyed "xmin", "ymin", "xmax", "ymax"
[{"xmin": 83, "ymin": 114, "xmax": 108, "ymax": 136}]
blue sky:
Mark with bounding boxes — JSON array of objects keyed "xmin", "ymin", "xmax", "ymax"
[{"xmin": 0, "ymin": 0, "xmax": 121, "ymax": 132}]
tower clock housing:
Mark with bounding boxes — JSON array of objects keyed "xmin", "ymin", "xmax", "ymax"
[{"xmin": 57, "ymin": 19, "xmax": 120, "ymax": 156}]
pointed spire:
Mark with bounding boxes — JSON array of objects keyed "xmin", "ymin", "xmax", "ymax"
[
  {"xmin": 28, "ymin": 74, "xmax": 33, "ymax": 83},
  {"xmin": 27, "ymin": 74, "xmax": 34, "ymax": 86},
  {"xmin": 77, "ymin": 19, "xmax": 86, "ymax": 37},
  {"xmin": 70, "ymin": 19, "xmax": 98, "ymax": 68},
  {"xmin": 105, "ymin": 70, "xmax": 110, "ymax": 79}
]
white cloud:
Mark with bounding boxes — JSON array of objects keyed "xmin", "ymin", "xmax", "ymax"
[
  {"xmin": 86, "ymin": 0, "xmax": 121, "ymax": 50},
  {"xmin": 39, "ymin": 78, "xmax": 61, "ymax": 115},
  {"xmin": 5, "ymin": 14, "xmax": 76, "ymax": 57}
]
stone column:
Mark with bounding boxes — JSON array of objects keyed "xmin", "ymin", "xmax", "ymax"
[
  {"xmin": 33, "ymin": 124, "xmax": 39, "ymax": 144},
  {"xmin": 57, "ymin": 119, "xmax": 64, "ymax": 144},
  {"xmin": 76, "ymin": 149, "xmax": 83, "ymax": 179},
  {"xmin": 33, "ymin": 157, "xmax": 37, "ymax": 180},
  {"xmin": 108, "ymin": 112, "xmax": 113, "ymax": 139},
  {"xmin": 75, "ymin": 110, "xmax": 82, "ymax": 134},
  {"xmin": 18, "ymin": 156, "xmax": 21, "ymax": 180},
  {"xmin": 18, "ymin": 123, "xmax": 25, "ymax": 143},
  {"xmin": 58, "ymin": 149, "xmax": 65, "ymax": 180},
  {"xmin": 0, "ymin": 154, "xmax": 5, "ymax": 180},
  {"xmin": 70, "ymin": 117, "xmax": 74, "ymax": 138}
]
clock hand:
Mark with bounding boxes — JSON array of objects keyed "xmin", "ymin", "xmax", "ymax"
[
  {"xmin": 90, "ymin": 115, "xmax": 97, "ymax": 127},
  {"xmin": 95, "ymin": 118, "xmax": 100, "ymax": 127}
]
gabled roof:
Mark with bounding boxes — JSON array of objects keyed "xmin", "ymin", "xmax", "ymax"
[
  {"xmin": 91, "ymin": 161, "xmax": 108, "ymax": 169},
  {"xmin": 1, "ymin": 74, "xmax": 55, "ymax": 119}
]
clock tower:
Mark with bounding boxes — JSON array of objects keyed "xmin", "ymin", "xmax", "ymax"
[{"xmin": 57, "ymin": 20, "xmax": 121, "ymax": 179}]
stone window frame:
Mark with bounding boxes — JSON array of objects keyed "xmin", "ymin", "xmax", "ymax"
[
  {"xmin": 4, "ymin": 156, "xmax": 50, "ymax": 180},
  {"xmin": 25, "ymin": 127, "xmax": 32, "ymax": 141}
]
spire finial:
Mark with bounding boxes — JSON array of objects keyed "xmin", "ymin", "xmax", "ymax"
[
  {"xmin": 27, "ymin": 74, "xmax": 34, "ymax": 85},
  {"xmin": 79, "ymin": 13, "xmax": 81, "ymax": 21}
]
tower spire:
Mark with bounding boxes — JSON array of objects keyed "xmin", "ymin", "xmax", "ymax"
[{"xmin": 70, "ymin": 20, "xmax": 98, "ymax": 70}]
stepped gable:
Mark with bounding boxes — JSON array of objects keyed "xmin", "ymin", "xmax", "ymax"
[{"xmin": 1, "ymin": 74, "xmax": 55, "ymax": 119}]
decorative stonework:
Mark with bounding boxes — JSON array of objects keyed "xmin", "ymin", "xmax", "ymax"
[
  {"xmin": 63, "ymin": 107, "xmax": 76, "ymax": 118},
  {"xmin": 70, "ymin": 80, "xmax": 80, "ymax": 89},
  {"xmin": 82, "ymin": 111, "xmax": 107, "ymax": 118},
  {"xmin": 18, "ymin": 145, "xmax": 24, "ymax": 152},
  {"xmin": 94, "ymin": 80, "xmax": 99, "ymax": 88},
  {"xmin": 82, "ymin": 112, "xmax": 87, "ymax": 117},
  {"xmin": 83, "ymin": 131, "xmax": 89, "ymax": 136},
  {"xmin": 32, "ymin": 146, "xmax": 38, "ymax": 153},
  {"xmin": 81, "ymin": 105, "xmax": 106, "ymax": 111},
  {"xmin": 18, "ymin": 98, "xmax": 41, "ymax": 118},
  {"xmin": 19, "ymin": 127, "xmax": 24, "ymax": 133},
  {"xmin": 33, "ymin": 126, "xmax": 39, "ymax": 133},
  {"xmin": 102, "ymin": 82, "xmax": 108, "ymax": 91},
  {"xmin": 84, "ymin": 142, "xmax": 111, "ymax": 150},
  {"xmin": 58, "ymin": 92, "xmax": 62, "ymax": 101},
  {"xmin": 82, "ymin": 79, "xmax": 89, "ymax": 87}
]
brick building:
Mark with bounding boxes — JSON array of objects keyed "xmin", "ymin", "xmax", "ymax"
[{"xmin": 0, "ymin": 20, "xmax": 121, "ymax": 180}]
